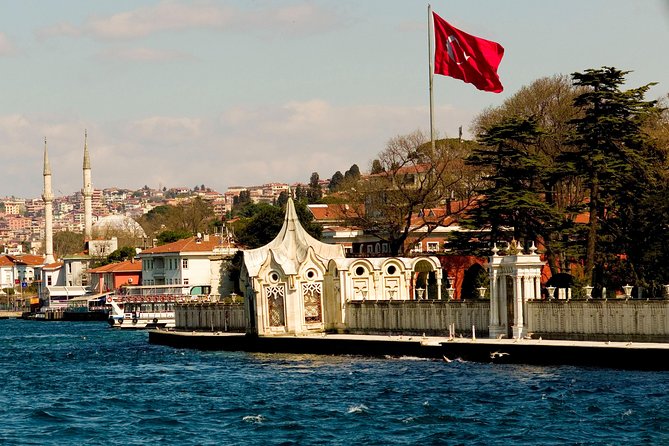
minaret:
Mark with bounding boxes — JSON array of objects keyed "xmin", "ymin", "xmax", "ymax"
[
  {"xmin": 42, "ymin": 138, "xmax": 55, "ymax": 264},
  {"xmin": 82, "ymin": 130, "xmax": 93, "ymax": 240}
]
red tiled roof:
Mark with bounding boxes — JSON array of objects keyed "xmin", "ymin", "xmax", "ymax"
[
  {"xmin": 9, "ymin": 254, "xmax": 46, "ymax": 266},
  {"xmin": 89, "ymin": 259, "xmax": 142, "ymax": 273},
  {"xmin": 308, "ymin": 204, "xmax": 363, "ymax": 221},
  {"xmin": 141, "ymin": 235, "xmax": 223, "ymax": 254}
]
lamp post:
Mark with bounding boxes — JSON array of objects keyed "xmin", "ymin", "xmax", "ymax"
[
  {"xmin": 546, "ymin": 286, "xmax": 556, "ymax": 300},
  {"xmin": 477, "ymin": 286, "xmax": 487, "ymax": 299},
  {"xmin": 583, "ymin": 285, "xmax": 594, "ymax": 300},
  {"xmin": 623, "ymin": 284, "xmax": 633, "ymax": 300}
]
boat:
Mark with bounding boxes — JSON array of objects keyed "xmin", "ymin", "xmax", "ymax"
[
  {"xmin": 62, "ymin": 292, "xmax": 111, "ymax": 321},
  {"xmin": 107, "ymin": 284, "xmax": 213, "ymax": 329}
]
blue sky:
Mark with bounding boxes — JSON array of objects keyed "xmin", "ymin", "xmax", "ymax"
[{"xmin": 1, "ymin": 0, "xmax": 668, "ymax": 198}]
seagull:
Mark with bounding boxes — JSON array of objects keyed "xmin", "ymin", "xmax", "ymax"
[{"xmin": 490, "ymin": 351, "xmax": 510, "ymax": 359}]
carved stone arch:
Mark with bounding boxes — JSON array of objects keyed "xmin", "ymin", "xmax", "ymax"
[
  {"xmin": 350, "ymin": 259, "xmax": 374, "ymax": 300},
  {"xmin": 412, "ymin": 258, "xmax": 441, "ymax": 300},
  {"xmin": 380, "ymin": 258, "xmax": 405, "ymax": 300}
]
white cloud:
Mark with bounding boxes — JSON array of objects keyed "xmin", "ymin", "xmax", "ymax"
[
  {"xmin": 0, "ymin": 100, "xmax": 473, "ymax": 199},
  {"xmin": 37, "ymin": 1, "xmax": 346, "ymax": 41},
  {"xmin": 85, "ymin": 1, "xmax": 234, "ymax": 40},
  {"xmin": 97, "ymin": 46, "xmax": 192, "ymax": 62},
  {"xmin": 0, "ymin": 32, "xmax": 15, "ymax": 55}
]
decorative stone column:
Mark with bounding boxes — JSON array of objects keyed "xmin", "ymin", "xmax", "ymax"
[{"xmin": 488, "ymin": 241, "xmax": 545, "ymax": 339}]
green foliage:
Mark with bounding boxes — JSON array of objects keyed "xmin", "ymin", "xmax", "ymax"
[
  {"xmin": 108, "ymin": 246, "xmax": 137, "ymax": 263},
  {"xmin": 562, "ymin": 66, "xmax": 659, "ymax": 287},
  {"xmin": 329, "ymin": 171, "xmax": 344, "ymax": 192},
  {"xmin": 157, "ymin": 229, "xmax": 192, "ymax": 245},
  {"xmin": 232, "ymin": 200, "xmax": 322, "ymax": 249}
]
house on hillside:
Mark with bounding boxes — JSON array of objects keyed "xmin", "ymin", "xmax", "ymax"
[
  {"xmin": 89, "ymin": 259, "xmax": 142, "ymax": 293},
  {"xmin": 139, "ymin": 234, "xmax": 238, "ymax": 297}
]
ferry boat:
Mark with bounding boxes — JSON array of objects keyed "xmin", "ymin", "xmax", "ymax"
[{"xmin": 108, "ymin": 284, "xmax": 213, "ymax": 329}]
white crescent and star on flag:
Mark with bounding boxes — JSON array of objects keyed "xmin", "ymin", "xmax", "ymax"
[{"xmin": 446, "ymin": 35, "xmax": 470, "ymax": 65}]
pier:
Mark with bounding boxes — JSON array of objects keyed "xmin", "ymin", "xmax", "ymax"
[{"xmin": 148, "ymin": 330, "xmax": 669, "ymax": 371}]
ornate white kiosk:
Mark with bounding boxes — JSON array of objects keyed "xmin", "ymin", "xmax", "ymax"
[
  {"xmin": 488, "ymin": 241, "xmax": 544, "ymax": 339},
  {"xmin": 240, "ymin": 198, "xmax": 443, "ymax": 336}
]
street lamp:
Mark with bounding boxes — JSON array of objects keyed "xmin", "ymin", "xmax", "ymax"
[
  {"xmin": 477, "ymin": 286, "xmax": 487, "ymax": 299},
  {"xmin": 546, "ymin": 286, "xmax": 556, "ymax": 300},
  {"xmin": 416, "ymin": 288, "xmax": 425, "ymax": 300},
  {"xmin": 583, "ymin": 286, "xmax": 594, "ymax": 300},
  {"xmin": 623, "ymin": 284, "xmax": 633, "ymax": 300}
]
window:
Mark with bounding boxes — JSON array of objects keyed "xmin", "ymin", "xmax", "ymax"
[
  {"xmin": 411, "ymin": 243, "xmax": 422, "ymax": 253},
  {"xmin": 183, "ymin": 278, "xmax": 189, "ymax": 285},
  {"xmin": 182, "ymin": 259, "xmax": 188, "ymax": 269},
  {"xmin": 47, "ymin": 276, "xmax": 52, "ymax": 286},
  {"xmin": 426, "ymin": 242, "xmax": 439, "ymax": 253}
]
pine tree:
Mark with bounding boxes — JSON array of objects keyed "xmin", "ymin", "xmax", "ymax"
[{"xmin": 562, "ymin": 66, "xmax": 658, "ymax": 287}]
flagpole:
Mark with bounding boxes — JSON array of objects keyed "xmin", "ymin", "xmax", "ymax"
[{"xmin": 427, "ymin": 4, "xmax": 435, "ymax": 152}]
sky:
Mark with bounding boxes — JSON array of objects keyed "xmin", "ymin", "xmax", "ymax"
[{"xmin": 1, "ymin": 0, "xmax": 668, "ymax": 199}]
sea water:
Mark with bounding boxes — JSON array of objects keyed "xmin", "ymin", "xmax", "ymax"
[{"xmin": 1, "ymin": 320, "xmax": 668, "ymax": 445}]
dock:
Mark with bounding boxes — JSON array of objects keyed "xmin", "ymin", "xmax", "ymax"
[
  {"xmin": 148, "ymin": 330, "xmax": 669, "ymax": 371},
  {"xmin": 0, "ymin": 311, "xmax": 23, "ymax": 319}
]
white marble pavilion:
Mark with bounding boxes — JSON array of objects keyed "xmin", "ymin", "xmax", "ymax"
[{"xmin": 239, "ymin": 198, "xmax": 442, "ymax": 336}]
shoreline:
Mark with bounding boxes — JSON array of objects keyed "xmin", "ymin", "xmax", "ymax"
[{"xmin": 148, "ymin": 330, "xmax": 669, "ymax": 371}]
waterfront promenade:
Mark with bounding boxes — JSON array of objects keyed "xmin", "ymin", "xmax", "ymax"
[{"xmin": 148, "ymin": 330, "xmax": 669, "ymax": 371}]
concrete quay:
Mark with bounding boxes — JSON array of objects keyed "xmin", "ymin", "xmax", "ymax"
[
  {"xmin": 148, "ymin": 330, "xmax": 669, "ymax": 371},
  {"xmin": 0, "ymin": 311, "xmax": 23, "ymax": 319}
]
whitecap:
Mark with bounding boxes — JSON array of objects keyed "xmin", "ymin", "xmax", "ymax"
[
  {"xmin": 242, "ymin": 414, "xmax": 265, "ymax": 424},
  {"xmin": 347, "ymin": 404, "xmax": 369, "ymax": 414}
]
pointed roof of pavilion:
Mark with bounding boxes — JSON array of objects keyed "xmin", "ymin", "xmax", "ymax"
[{"xmin": 243, "ymin": 198, "xmax": 344, "ymax": 278}]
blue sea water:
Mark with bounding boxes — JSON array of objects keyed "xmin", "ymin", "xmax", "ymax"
[{"xmin": 1, "ymin": 320, "xmax": 668, "ymax": 446}]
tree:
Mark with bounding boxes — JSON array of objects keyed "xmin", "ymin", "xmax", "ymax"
[
  {"xmin": 232, "ymin": 200, "xmax": 322, "ymax": 249},
  {"xmin": 463, "ymin": 117, "xmax": 561, "ymax": 253},
  {"xmin": 53, "ymin": 231, "xmax": 85, "ymax": 258},
  {"xmin": 171, "ymin": 197, "xmax": 215, "ymax": 234},
  {"xmin": 276, "ymin": 190, "xmax": 289, "ymax": 208},
  {"xmin": 342, "ymin": 130, "xmax": 479, "ymax": 255},
  {"xmin": 307, "ymin": 172, "xmax": 322, "ymax": 203},
  {"xmin": 105, "ymin": 246, "xmax": 137, "ymax": 264},
  {"xmin": 563, "ymin": 67, "xmax": 658, "ymax": 287},
  {"xmin": 329, "ymin": 171, "xmax": 344, "ymax": 192},
  {"xmin": 471, "ymin": 75, "xmax": 585, "ymax": 272},
  {"xmin": 370, "ymin": 159, "xmax": 384, "ymax": 174},
  {"xmin": 157, "ymin": 229, "xmax": 192, "ymax": 245},
  {"xmin": 344, "ymin": 164, "xmax": 361, "ymax": 182}
]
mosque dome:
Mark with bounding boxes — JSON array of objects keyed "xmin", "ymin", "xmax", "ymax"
[{"xmin": 92, "ymin": 215, "xmax": 147, "ymax": 238}]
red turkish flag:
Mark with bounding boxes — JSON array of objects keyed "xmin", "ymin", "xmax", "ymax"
[{"xmin": 433, "ymin": 12, "xmax": 504, "ymax": 93}]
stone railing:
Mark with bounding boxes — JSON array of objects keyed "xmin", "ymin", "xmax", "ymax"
[
  {"xmin": 527, "ymin": 299, "xmax": 669, "ymax": 342},
  {"xmin": 175, "ymin": 302, "xmax": 246, "ymax": 332},
  {"xmin": 345, "ymin": 300, "xmax": 490, "ymax": 336}
]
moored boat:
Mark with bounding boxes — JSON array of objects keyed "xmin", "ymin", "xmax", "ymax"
[{"xmin": 108, "ymin": 284, "xmax": 213, "ymax": 329}]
